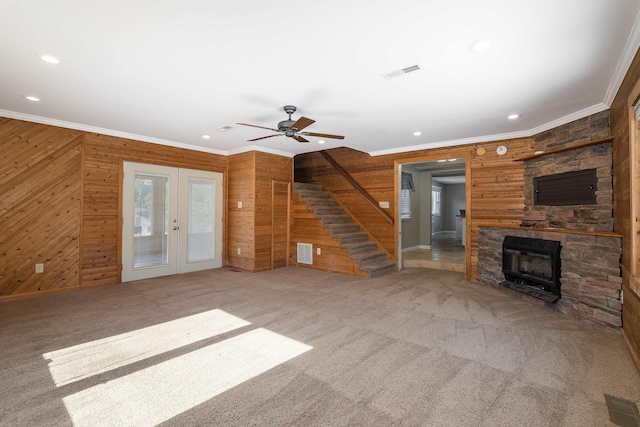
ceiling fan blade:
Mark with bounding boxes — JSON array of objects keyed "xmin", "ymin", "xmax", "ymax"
[
  {"xmin": 303, "ymin": 132, "xmax": 345, "ymax": 140},
  {"xmin": 247, "ymin": 134, "xmax": 282, "ymax": 142},
  {"xmin": 237, "ymin": 122, "xmax": 280, "ymax": 132},
  {"xmin": 294, "ymin": 135, "xmax": 310, "ymax": 143},
  {"xmin": 290, "ymin": 116, "xmax": 315, "ymax": 131}
]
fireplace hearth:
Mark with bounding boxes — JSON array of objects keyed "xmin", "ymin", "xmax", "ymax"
[{"xmin": 501, "ymin": 235, "xmax": 562, "ymax": 303}]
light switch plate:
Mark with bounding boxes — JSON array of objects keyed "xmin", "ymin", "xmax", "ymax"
[
  {"xmin": 237, "ymin": 201, "xmax": 242, "ymax": 208},
  {"xmin": 379, "ymin": 201, "xmax": 390, "ymax": 208}
]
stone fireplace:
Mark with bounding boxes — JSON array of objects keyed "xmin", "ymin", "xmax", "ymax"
[{"xmin": 477, "ymin": 112, "xmax": 623, "ymax": 329}]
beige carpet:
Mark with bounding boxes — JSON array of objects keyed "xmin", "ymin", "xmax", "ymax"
[{"xmin": 1, "ymin": 266, "xmax": 639, "ymax": 426}]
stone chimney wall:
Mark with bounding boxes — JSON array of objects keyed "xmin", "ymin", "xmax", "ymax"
[
  {"xmin": 523, "ymin": 111, "xmax": 612, "ymax": 232},
  {"xmin": 534, "ymin": 110, "xmax": 609, "ymax": 152}
]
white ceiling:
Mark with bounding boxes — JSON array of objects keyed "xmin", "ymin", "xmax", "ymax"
[{"xmin": 1, "ymin": 1, "xmax": 639, "ymax": 158}]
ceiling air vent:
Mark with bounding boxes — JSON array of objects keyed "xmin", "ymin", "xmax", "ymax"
[
  {"xmin": 216, "ymin": 126, "xmax": 233, "ymax": 132},
  {"xmin": 382, "ymin": 64, "xmax": 422, "ymax": 80}
]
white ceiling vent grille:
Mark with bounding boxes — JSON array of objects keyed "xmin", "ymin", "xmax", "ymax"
[
  {"xmin": 216, "ymin": 126, "xmax": 233, "ymax": 132},
  {"xmin": 382, "ymin": 64, "xmax": 422, "ymax": 80},
  {"xmin": 297, "ymin": 243, "xmax": 313, "ymax": 265}
]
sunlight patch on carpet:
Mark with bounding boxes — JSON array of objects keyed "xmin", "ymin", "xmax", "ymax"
[
  {"xmin": 43, "ymin": 309, "xmax": 250, "ymax": 386},
  {"xmin": 60, "ymin": 328, "xmax": 312, "ymax": 427}
]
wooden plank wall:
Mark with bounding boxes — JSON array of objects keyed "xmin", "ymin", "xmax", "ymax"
[
  {"xmin": 294, "ymin": 138, "xmax": 535, "ymax": 281},
  {"xmin": 289, "ymin": 191, "xmax": 367, "ymax": 276},
  {"xmin": 82, "ymin": 133, "xmax": 227, "ymax": 288},
  {"xmin": 0, "ymin": 117, "xmax": 228, "ymax": 300},
  {"xmin": 0, "ymin": 119, "xmax": 83, "ymax": 298},
  {"xmin": 225, "ymin": 152, "xmax": 256, "ymax": 271},
  {"xmin": 254, "ymin": 151, "xmax": 292, "ymax": 271},
  {"xmin": 226, "ymin": 151, "xmax": 293, "ymax": 272},
  {"xmin": 610, "ymin": 47, "xmax": 640, "ymax": 372}
]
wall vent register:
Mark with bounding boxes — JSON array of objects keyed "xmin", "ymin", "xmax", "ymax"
[{"xmin": 534, "ymin": 169, "xmax": 597, "ymax": 206}]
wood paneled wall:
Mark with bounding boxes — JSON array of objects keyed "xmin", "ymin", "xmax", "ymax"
[
  {"xmin": 0, "ymin": 119, "xmax": 83, "ymax": 298},
  {"xmin": 227, "ymin": 152, "xmax": 256, "ymax": 271},
  {"xmin": 289, "ymin": 191, "xmax": 368, "ymax": 277},
  {"xmin": 611, "ymin": 47, "xmax": 640, "ymax": 372},
  {"xmin": 1, "ymin": 118, "xmax": 228, "ymax": 300},
  {"xmin": 254, "ymin": 151, "xmax": 292, "ymax": 271},
  {"xmin": 82, "ymin": 133, "xmax": 227, "ymax": 288},
  {"xmin": 294, "ymin": 138, "xmax": 534, "ymax": 280},
  {"xmin": 226, "ymin": 151, "xmax": 293, "ymax": 272}
]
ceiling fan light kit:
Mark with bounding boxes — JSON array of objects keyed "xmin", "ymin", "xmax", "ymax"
[{"xmin": 238, "ymin": 105, "xmax": 345, "ymax": 143}]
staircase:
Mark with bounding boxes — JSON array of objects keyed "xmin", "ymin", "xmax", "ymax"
[{"xmin": 293, "ymin": 182, "xmax": 396, "ymax": 278}]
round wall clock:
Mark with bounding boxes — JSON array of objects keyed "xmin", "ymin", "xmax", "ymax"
[{"xmin": 496, "ymin": 145, "xmax": 507, "ymax": 155}]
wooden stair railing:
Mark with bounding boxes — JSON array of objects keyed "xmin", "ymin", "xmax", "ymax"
[{"xmin": 319, "ymin": 150, "xmax": 394, "ymax": 225}]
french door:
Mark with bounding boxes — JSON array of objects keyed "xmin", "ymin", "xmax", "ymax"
[{"xmin": 122, "ymin": 162, "xmax": 223, "ymax": 282}]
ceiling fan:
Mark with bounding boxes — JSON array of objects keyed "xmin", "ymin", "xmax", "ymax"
[{"xmin": 237, "ymin": 105, "xmax": 345, "ymax": 143}]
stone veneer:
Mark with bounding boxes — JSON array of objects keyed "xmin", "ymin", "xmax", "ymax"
[
  {"xmin": 534, "ymin": 110, "xmax": 609, "ymax": 152},
  {"xmin": 476, "ymin": 111, "xmax": 622, "ymax": 329},
  {"xmin": 477, "ymin": 227, "xmax": 622, "ymax": 329},
  {"xmin": 522, "ymin": 141, "xmax": 613, "ymax": 232}
]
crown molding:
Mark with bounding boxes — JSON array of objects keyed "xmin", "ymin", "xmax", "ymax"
[
  {"xmin": 368, "ymin": 103, "xmax": 609, "ymax": 157},
  {"xmin": 226, "ymin": 145, "xmax": 295, "ymax": 158},
  {"xmin": 0, "ymin": 109, "xmax": 228, "ymax": 156}
]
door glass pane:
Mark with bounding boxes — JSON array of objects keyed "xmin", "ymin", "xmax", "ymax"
[
  {"xmin": 187, "ymin": 178, "xmax": 215, "ymax": 262},
  {"xmin": 133, "ymin": 173, "xmax": 169, "ymax": 268}
]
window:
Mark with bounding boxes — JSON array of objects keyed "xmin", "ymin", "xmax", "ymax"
[
  {"xmin": 401, "ymin": 172, "xmax": 415, "ymax": 220},
  {"xmin": 432, "ymin": 187, "xmax": 441, "ymax": 216}
]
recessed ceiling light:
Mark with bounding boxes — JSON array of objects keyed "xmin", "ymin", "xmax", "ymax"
[
  {"xmin": 507, "ymin": 114, "xmax": 520, "ymax": 120},
  {"xmin": 201, "ymin": 134, "xmax": 211, "ymax": 139},
  {"xmin": 318, "ymin": 140, "xmax": 326, "ymax": 144},
  {"xmin": 22, "ymin": 95, "xmax": 41, "ymax": 102},
  {"xmin": 413, "ymin": 131, "xmax": 422, "ymax": 136},
  {"xmin": 38, "ymin": 54, "xmax": 61, "ymax": 64},
  {"xmin": 469, "ymin": 39, "xmax": 491, "ymax": 52}
]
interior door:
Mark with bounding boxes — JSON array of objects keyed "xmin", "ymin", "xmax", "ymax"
[{"xmin": 122, "ymin": 162, "xmax": 222, "ymax": 282}]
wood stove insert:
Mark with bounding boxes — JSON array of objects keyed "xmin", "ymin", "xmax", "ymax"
[{"xmin": 501, "ymin": 235, "xmax": 562, "ymax": 303}]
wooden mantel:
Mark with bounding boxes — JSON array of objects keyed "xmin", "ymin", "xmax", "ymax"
[{"xmin": 514, "ymin": 136, "xmax": 614, "ymax": 162}]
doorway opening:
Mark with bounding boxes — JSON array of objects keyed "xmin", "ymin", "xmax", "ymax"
[{"xmin": 398, "ymin": 157, "xmax": 467, "ymax": 273}]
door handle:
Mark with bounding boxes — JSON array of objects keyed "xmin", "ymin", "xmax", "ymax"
[{"xmin": 172, "ymin": 226, "xmax": 179, "ymax": 230}]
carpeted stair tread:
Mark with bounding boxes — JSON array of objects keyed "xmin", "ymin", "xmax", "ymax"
[
  {"xmin": 319, "ymin": 215, "xmax": 352, "ymax": 226},
  {"xmin": 294, "ymin": 182, "xmax": 395, "ymax": 278},
  {"xmin": 342, "ymin": 241, "xmax": 377, "ymax": 255},
  {"xmin": 350, "ymin": 250, "xmax": 387, "ymax": 262},
  {"xmin": 304, "ymin": 198, "xmax": 337, "ymax": 207},
  {"xmin": 293, "ymin": 182, "xmax": 322, "ymax": 191},
  {"xmin": 360, "ymin": 260, "xmax": 397, "ymax": 278},
  {"xmin": 299, "ymin": 190, "xmax": 330, "ymax": 200}
]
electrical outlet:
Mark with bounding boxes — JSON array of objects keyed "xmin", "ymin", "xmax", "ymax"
[
  {"xmin": 237, "ymin": 201, "xmax": 242, "ymax": 209},
  {"xmin": 35, "ymin": 263, "xmax": 44, "ymax": 274},
  {"xmin": 237, "ymin": 247, "xmax": 241, "ymax": 255},
  {"xmin": 379, "ymin": 201, "xmax": 390, "ymax": 208},
  {"xmin": 317, "ymin": 247, "xmax": 321, "ymax": 255}
]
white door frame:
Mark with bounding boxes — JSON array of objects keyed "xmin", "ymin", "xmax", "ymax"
[{"xmin": 122, "ymin": 162, "xmax": 223, "ymax": 282}]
